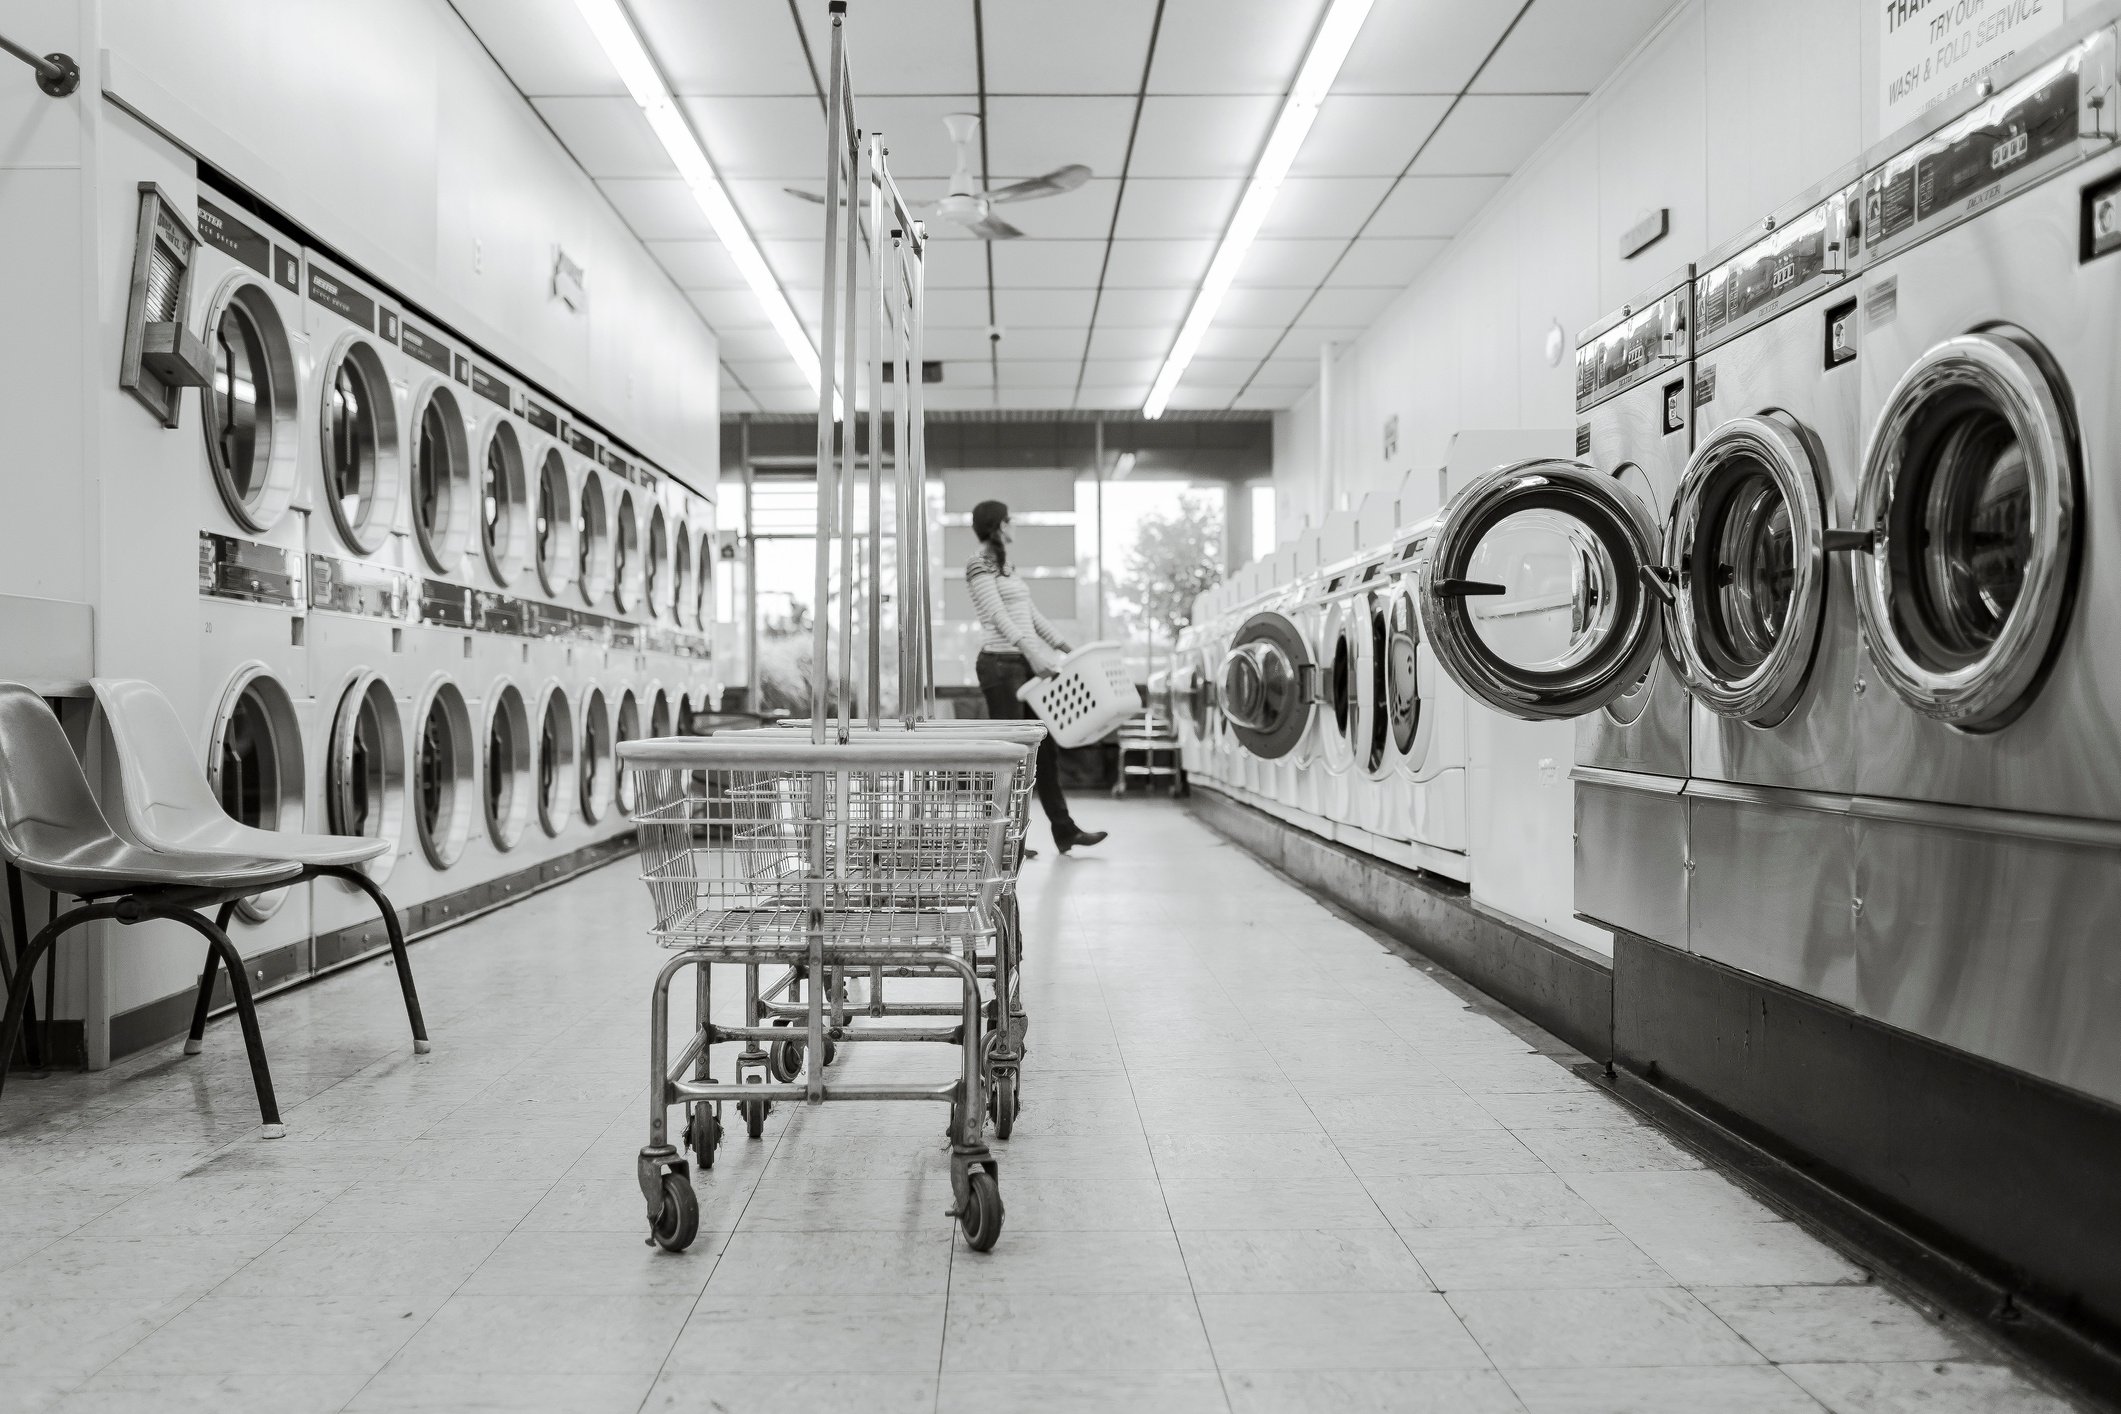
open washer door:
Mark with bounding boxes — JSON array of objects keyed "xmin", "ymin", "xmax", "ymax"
[
  {"xmin": 1853, "ymin": 331, "xmax": 2077, "ymax": 732},
  {"xmin": 1663, "ymin": 412, "xmax": 1834, "ymax": 727},
  {"xmin": 1221, "ymin": 608, "xmax": 1316, "ymax": 760},
  {"xmin": 1417, "ymin": 459, "xmax": 1669, "ymax": 721}
]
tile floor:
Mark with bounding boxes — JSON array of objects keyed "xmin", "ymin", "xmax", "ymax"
[{"xmin": 0, "ymin": 800, "xmax": 2088, "ymax": 1412}]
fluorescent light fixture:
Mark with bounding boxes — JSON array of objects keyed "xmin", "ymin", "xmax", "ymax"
[
  {"xmin": 574, "ymin": 0, "xmax": 820, "ymax": 394},
  {"xmin": 1142, "ymin": 0, "xmax": 1374, "ymax": 418},
  {"xmin": 1108, "ymin": 451, "xmax": 1138, "ymax": 481}
]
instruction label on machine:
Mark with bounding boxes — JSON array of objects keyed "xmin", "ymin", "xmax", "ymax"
[{"xmin": 1878, "ymin": 0, "xmax": 2063, "ymax": 131}]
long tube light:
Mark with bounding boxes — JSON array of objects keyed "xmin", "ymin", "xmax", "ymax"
[
  {"xmin": 1142, "ymin": 0, "xmax": 1375, "ymax": 418},
  {"xmin": 574, "ymin": 0, "xmax": 820, "ymax": 393}
]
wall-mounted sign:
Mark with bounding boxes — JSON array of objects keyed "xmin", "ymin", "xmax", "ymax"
[
  {"xmin": 1382, "ymin": 415, "xmax": 1398, "ymax": 460},
  {"xmin": 1878, "ymin": 0, "xmax": 2063, "ymax": 134},
  {"xmin": 1619, "ymin": 207, "xmax": 1669, "ymax": 260}
]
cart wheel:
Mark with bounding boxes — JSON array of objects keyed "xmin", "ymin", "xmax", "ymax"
[
  {"xmin": 650, "ymin": 1173, "xmax": 698, "ymax": 1253},
  {"xmin": 822, "ymin": 1037, "xmax": 839, "ymax": 1068},
  {"xmin": 741, "ymin": 1076, "xmax": 768, "ymax": 1139},
  {"xmin": 685, "ymin": 1106, "xmax": 720, "ymax": 1168},
  {"xmin": 768, "ymin": 1038, "xmax": 802, "ymax": 1083},
  {"xmin": 958, "ymin": 1170, "xmax": 1004, "ymax": 1251},
  {"xmin": 988, "ymin": 1071, "xmax": 1019, "ymax": 1140}
]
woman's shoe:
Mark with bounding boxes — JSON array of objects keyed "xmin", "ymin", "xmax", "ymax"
[{"xmin": 1057, "ymin": 829, "xmax": 1107, "ymax": 854}]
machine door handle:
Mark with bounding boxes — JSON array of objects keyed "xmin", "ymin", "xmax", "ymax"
[
  {"xmin": 1433, "ymin": 578, "xmax": 1507, "ymax": 598},
  {"xmin": 1639, "ymin": 565, "xmax": 1677, "ymax": 604},
  {"xmin": 1823, "ymin": 528, "xmax": 1876, "ymax": 554}
]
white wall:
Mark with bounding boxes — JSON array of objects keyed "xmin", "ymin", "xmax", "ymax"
[{"xmin": 1276, "ymin": 0, "xmax": 1870, "ymax": 527}]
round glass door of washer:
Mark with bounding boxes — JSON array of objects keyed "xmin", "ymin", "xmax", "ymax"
[
  {"xmin": 1416, "ymin": 459, "xmax": 1666, "ymax": 722},
  {"xmin": 1220, "ymin": 610, "xmax": 1315, "ymax": 760},
  {"xmin": 412, "ymin": 679, "xmax": 474, "ymax": 869},
  {"xmin": 208, "ymin": 667, "xmax": 305, "ymax": 920},
  {"xmin": 1856, "ymin": 331, "xmax": 2077, "ymax": 731},
  {"xmin": 327, "ymin": 673, "xmax": 405, "ymax": 881},
  {"xmin": 410, "ymin": 386, "xmax": 473, "ymax": 574},
  {"xmin": 1664, "ymin": 413, "xmax": 1829, "ymax": 726},
  {"xmin": 1382, "ymin": 584, "xmax": 1425, "ymax": 766},
  {"xmin": 320, "ymin": 339, "xmax": 401, "ymax": 555},
  {"xmin": 204, "ymin": 283, "xmax": 300, "ymax": 532}
]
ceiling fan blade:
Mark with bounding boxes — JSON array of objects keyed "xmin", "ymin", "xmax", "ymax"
[
  {"xmin": 986, "ymin": 164, "xmax": 1092, "ymax": 204},
  {"xmin": 965, "ymin": 213, "xmax": 1025, "ymax": 240},
  {"xmin": 783, "ymin": 187, "xmax": 827, "ymax": 204}
]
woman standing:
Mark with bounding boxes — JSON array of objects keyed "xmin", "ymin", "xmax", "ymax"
[{"xmin": 966, "ymin": 499, "xmax": 1106, "ymax": 854}]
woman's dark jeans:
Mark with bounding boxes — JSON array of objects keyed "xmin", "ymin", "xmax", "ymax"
[{"xmin": 975, "ymin": 650, "xmax": 1077, "ymax": 841}]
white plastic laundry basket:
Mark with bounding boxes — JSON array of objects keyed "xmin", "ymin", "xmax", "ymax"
[{"xmin": 1016, "ymin": 642, "xmax": 1139, "ymax": 748}]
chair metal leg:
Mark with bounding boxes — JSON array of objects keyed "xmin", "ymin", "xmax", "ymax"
[
  {"xmin": 0, "ymin": 902, "xmax": 111, "ymax": 1103},
  {"xmin": 184, "ymin": 900, "xmax": 237, "ymax": 1057},
  {"xmin": 3, "ymin": 863, "xmax": 44, "ymax": 1072},
  {"xmin": 317, "ymin": 865, "xmax": 429, "ymax": 1053},
  {"xmin": 163, "ymin": 908, "xmax": 282, "ymax": 1137}
]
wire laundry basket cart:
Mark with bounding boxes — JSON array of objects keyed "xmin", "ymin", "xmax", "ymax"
[{"xmin": 625, "ymin": 733, "xmax": 1030, "ymax": 1252}]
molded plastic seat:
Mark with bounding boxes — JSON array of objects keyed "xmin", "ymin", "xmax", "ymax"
[
  {"xmin": 90, "ymin": 679, "xmax": 386, "ymax": 868},
  {"xmin": 0, "ymin": 684, "xmax": 301, "ymax": 897}
]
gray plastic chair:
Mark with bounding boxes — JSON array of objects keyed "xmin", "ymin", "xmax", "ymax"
[
  {"xmin": 88, "ymin": 678, "xmax": 430, "ymax": 1057},
  {"xmin": 0, "ymin": 682, "xmax": 301, "ymax": 1135}
]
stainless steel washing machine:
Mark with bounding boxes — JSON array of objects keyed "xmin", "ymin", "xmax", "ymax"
[{"xmin": 1833, "ymin": 19, "xmax": 2121, "ymax": 1104}]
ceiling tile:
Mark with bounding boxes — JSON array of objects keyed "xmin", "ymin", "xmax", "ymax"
[
  {"xmin": 1090, "ymin": 288, "xmax": 1196, "ymax": 326},
  {"xmin": 1075, "ymin": 384, "xmax": 1153, "ymax": 409},
  {"xmin": 985, "ymin": 181, "xmax": 1121, "ymax": 240},
  {"xmin": 678, "ymin": 96, "xmax": 825, "ymax": 178},
  {"xmin": 916, "ymin": 239, "xmax": 991, "ymax": 290},
  {"xmin": 1279, "ymin": 320, "xmax": 1365, "ymax": 345},
  {"xmin": 984, "ymin": 0, "xmax": 1159, "ymax": 93},
  {"xmin": 720, "ymin": 385, "xmax": 760, "ymax": 414},
  {"xmin": 600, "ymin": 180, "xmax": 714, "ymax": 242},
  {"xmin": 990, "ymin": 241, "xmax": 1108, "ymax": 288},
  {"xmin": 1473, "ymin": 0, "xmax": 1675, "ymax": 94},
  {"xmin": 938, "ymin": 360, "xmax": 995, "ymax": 389},
  {"xmin": 993, "ymin": 389, "xmax": 1076, "ymax": 410},
  {"xmin": 1081, "ymin": 358, "xmax": 1165, "ymax": 385},
  {"xmin": 1129, "ymin": 96, "xmax": 1279, "ymax": 177},
  {"xmin": 753, "ymin": 390, "xmax": 817, "ymax": 413},
  {"xmin": 1365, "ymin": 175, "xmax": 1507, "ymax": 237},
  {"xmin": 1233, "ymin": 385, "xmax": 1304, "ymax": 409},
  {"xmin": 450, "ymin": 0, "xmax": 620, "ymax": 96},
  {"xmin": 1101, "ymin": 240, "xmax": 1215, "ymax": 288},
  {"xmin": 1257, "ymin": 177, "xmax": 1395, "ymax": 239},
  {"xmin": 1180, "ymin": 358, "xmax": 1260, "ymax": 387},
  {"xmin": 1113, "ymin": 179, "xmax": 1242, "ymax": 241},
  {"xmin": 922, "ymin": 387, "xmax": 992, "ymax": 410},
  {"xmin": 924, "ymin": 289, "xmax": 996, "ymax": 327},
  {"xmin": 1410, "ymin": 94, "xmax": 1584, "ymax": 175},
  {"xmin": 533, "ymin": 97, "xmax": 669, "ymax": 178},
  {"xmin": 1291, "ymin": 95, "xmax": 1454, "ymax": 177},
  {"xmin": 1269, "ymin": 330, "xmax": 1339, "ymax": 363},
  {"xmin": 1148, "ymin": 0, "xmax": 1328, "ymax": 94},
  {"xmin": 1193, "ymin": 324, "xmax": 1283, "ymax": 360},
  {"xmin": 1329, "ymin": 238, "xmax": 1446, "ymax": 286},
  {"xmin": 1300, "ymin": 285, "xmax": 1408, "ymax": 325},
  {"xmin": 857, "ymin": 95, "xmax": 981, "ymax": 180},
  {"xmin": 996, "ymin": 360, "xmax": 1089, "ymax": 388},
  {"xmin": 922, "ymin": 328, "xmax": 1001, "ymax": 361},
  {"xmin": 1213, "ymin": 286, "xmax": 1314, "ymax": 326},
  {"xmin": 1335, "ymin": 0, "xmax": 1519, "ymax": 94},
  {"xmin": 1231, "ymin": 239, "xmax": 1343, "ymax": 287},
  {"xmin": 760, "ymin": 239, "xmax": 826, "ymax": 290},
  {"xmin": 796, "ymin": 0, "xmax": 980, "ymax": 96},
  {"xmin": 991, "ymin": 328, "xmax": 1089, "ymax": 359},
  {"xmin": 728, "ymin": 358, "xmax": 811, "ymax": 390},
  {"xmin": 1164, "ymin": 385, "xmax": 1240, "ymax": 410},
  {"xmin": 631, "ymin": 0, "xmax": 815, "ymax": 95},
  {"xmin": 1255, "ymin": 355, "xmax": 1322, "ymax": 385},
  {"xmin": 985, "ymin": 98, "xmax": 1138, "ymax": 182},
  {"xmin": 997, "ymin": 288, "xmax": 1098, "ymax": 327},
  {"xmin": 687, "ymin": 287, "xmax": 771, "ymax": 327},
  {"xmin": 715, "ymin": 329, "xmax": 793, "ymax": 361},
  {"xmin": 726, "ymin": 180, "xmax": 836, "ymax": 240},
  {"xmin": 1086, "ymin": 325, "xmax": 1177, "ymax": 360}
]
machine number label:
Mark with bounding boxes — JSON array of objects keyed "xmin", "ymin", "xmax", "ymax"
[
  {"xmin": 470, "ymin": 365, "xmax": 511, "ymax": 408},
  {"xmin": 418, "ymin": 580, "xmax": 476, "ymax": 629},
  {"xmin": 452, "ymin": 353, "xmax": 471, "ymax": 385},
  {"xmin": 377, "ymin": 308, "xmax": 400, "ymax": 345},
  {"xmin": 273, "ymin": 247, "xmax": 300, "ymax": 293},
  {"xmin": 567, "ymin": 427, "xmax": 599, "ymax": 458},
  {"xmin": 602, "ymin": 447, "xmax": 631, "ymax": 478},
  {"xmin": 526, "ymin": 400, "xmax": 559, "ymax": 435},
  {"xmin": 2087, "ymin": 172, "xmax": 2121, "ymax": 260},
  {"xmin": 1864, "ymin": 276, "xmax": 1899, "ymax": 328},
  {"xmin": 308, "ymin": 270, "xmax": 375, "ymax": 331},
  {"xmin": 1694, "ymin": 365, "xmax": 1717, "ymax": 405},
  {"xmin": 1574, "ymin": 424, "xmax": 1592, "ymax": 456},
  {"xmin": 196, "ymin": 198, "xmax": 270, "ymax": 278},
  {"xmin": 401, "ymin": 323, "xmax": 453, "ymax": 376}
]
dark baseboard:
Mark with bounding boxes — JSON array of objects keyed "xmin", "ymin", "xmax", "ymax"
[
  {"xmin": 108, "ymin": 833, "xmax": 635, "ymax": 1062},
  {"xmin": 1612, "ymin": 931, "xmax": 2121, "ymax": 1407},
  {"xmin": 1187, "ymin": 785, "xmax": 1614, "ymax": 1062},
  {"xmin": 6, "ymin": 1020, "xmax": 88, "ymax": 1072}
]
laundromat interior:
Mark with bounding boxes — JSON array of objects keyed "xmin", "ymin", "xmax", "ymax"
[{"xmin": 2, "ymin": 0, "xmax": 2119, "ymax": 1410}]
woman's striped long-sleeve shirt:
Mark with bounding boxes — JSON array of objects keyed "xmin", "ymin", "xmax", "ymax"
[{"xmin": 966, "ymin": 547, "xmax": 1070, "ymax": 660}]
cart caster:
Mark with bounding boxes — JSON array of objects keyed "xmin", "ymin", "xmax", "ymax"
[
  {"xmin": 957, "ymin": 1170, "xmax": 1004, "ymax": 1251},
  {"xmin": 768, "ymin": 1020, "xmax": 836, "ymax": 1082},
  {"xmin": 741, "ymin": 1075, "xmax": 769, "ymax": 1139},
  {"xmin": 988, "ymin": 1071, "xmax": 1019, "ymax": 1140},
  {"xmin": 648, "ymin": 1171, "xmax": 699, "ymax": 1253},
  {"xmin": 685, "ymin": 1104, "xmax": 721, "ymax": 1168}
]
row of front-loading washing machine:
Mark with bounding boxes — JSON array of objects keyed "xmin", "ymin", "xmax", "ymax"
[
  {"xmin": 177, "ymin": 174, "xmax": 717, "ymax": 998},
  {"xmin": 1179, "ymin": 11, "xmax": 2121, "ymax": 1109}
]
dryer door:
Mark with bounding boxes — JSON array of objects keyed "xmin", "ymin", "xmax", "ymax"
[
  {"xmin": 1664, "ymin": 412, "xmax": 1830, "ymax": 726},
  {"xmin": 1381, "ymin": 582, "xmax": 1429, "ymax": 770},
  {"xmin": 1854, "ymin": 332, "xmax": 2076, "ymax": 731},
  {"xmin": 1357, "ymin": 588, "xmax": 1394, "ymax": 780},
  {"xmin": 1417, "ymin": 459, "xmax": 1668, "ymax": 722},
  {"xmin": 1319, "ymin": 598, "xmax": 1361, "ymax": 774},
  {"xmin": 1220, "ymin": 610, "xmax": 1315, "ymax": 760}
]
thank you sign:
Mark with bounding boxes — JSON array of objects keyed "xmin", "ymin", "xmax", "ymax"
[{"xmin": 1879, "ymin": 0, "xmax": 2063, "ymax": 130}]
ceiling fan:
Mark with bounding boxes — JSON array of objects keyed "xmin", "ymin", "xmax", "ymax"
[{"xmin": 784, "ymin": 112, "xmax": 1089, "ymax": 240}]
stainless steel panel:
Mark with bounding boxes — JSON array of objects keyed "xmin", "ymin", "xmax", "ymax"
[
  {"xmin": 1573, "ymin": 771, "xmax": 1687, "ymax": 946},
  {"xmin": 1577, "ymin": 372, "xmax": 1692, "ymax": 778},
  {"xmin": 1853, "ymin": 143, "xmax": 2121, "ymax": 818},
  {"xmin": 1688, "ymin": 283, "xmax": 1864, "ymax": 792},
  {"xmin": 1685, "ymin": 781, "xmax": 1858, "ymax": 1008},
  {"xmin": 1853, "ymin": 800, "xmax": 2121, "ymax": 1107}
]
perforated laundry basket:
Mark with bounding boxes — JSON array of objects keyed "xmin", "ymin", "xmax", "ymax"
[{"xmin": 1016, "ymin": 642, "xmax": 1139, "ymax": 748}]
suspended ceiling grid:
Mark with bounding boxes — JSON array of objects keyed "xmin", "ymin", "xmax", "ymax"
[{"xmin": 451, "ymin": 0, "xmax": 1674, "ymax": 415}]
